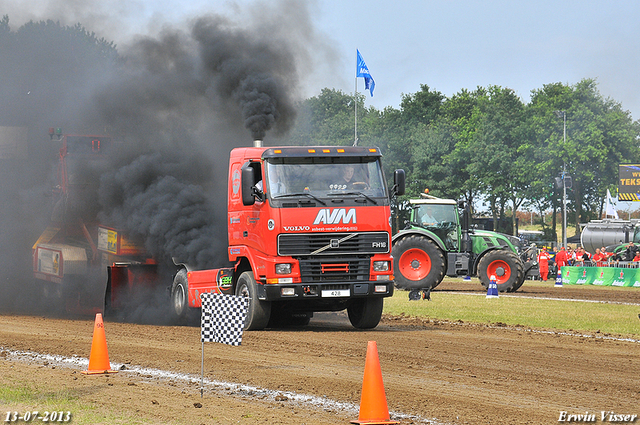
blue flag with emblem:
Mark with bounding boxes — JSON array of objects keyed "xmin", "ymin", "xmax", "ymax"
[{"xmin": 356, "ymin": 49, "xmax": 375, "ymax": 97}]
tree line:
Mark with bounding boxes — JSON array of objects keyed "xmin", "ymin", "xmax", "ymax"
[
  {"xmin": 282, "ymin": 82, "xmax": 640, "ymax": 237},
  {"xmin": 2, "ymin": 16, "xmax": 638, "ymax": 239}
]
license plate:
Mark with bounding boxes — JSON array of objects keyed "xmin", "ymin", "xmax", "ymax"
[{"xmin": 321, "ymin": 289, "xmax": 350, "ymax": 297}]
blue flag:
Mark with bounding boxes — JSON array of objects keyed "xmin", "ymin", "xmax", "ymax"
[{"xmin": 356, "ymin": 49, "xmax": 375, "ymax": 97}]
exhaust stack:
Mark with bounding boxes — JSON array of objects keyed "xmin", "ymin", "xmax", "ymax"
[{"xmin": 253, "ymin": 139, "xmax": 263, "ymax": 148}]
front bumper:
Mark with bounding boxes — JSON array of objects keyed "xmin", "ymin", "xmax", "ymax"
[{"xmin": 258, "ymin": 280, "xmax": 394, "ymax": 302}]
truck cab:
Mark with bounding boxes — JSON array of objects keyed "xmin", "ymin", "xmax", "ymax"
[{"xmin": 174, "ymin": 145, "xmax": 405, "ymax": 330}]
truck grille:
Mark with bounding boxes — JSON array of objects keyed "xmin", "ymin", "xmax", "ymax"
[
  {"xmin": 278, "ymin": 232, "xmax": 389, "ymax": 256},
  {"xmin": 298, "ymin": 256, "xmax": 371, "ymax": 282}
]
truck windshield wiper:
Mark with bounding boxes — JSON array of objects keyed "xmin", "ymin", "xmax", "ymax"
[
  {"xmin": 273, "ymin": 192, "xmax": 327, "ymax": 205},
  {"xmin": 328, "ymin": 191, "xmax": 378, "ymax": 205}
]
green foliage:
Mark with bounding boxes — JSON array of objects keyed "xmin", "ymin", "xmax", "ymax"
[
  {"xmin": 285, "ymin": 79, "xmax": 639, "ymax": 229},
  {"xmin": 0, "ymin": 16, "xmax": 120, "ymax": 129},
  {"xmin": 284, "ymin": 88, "xmax": 362, "ymax": 146},
  {"xmin": 399, "ymin": 84, "xmax": 444, "ymax": 126},
  {"xmin": 527, "ymin": 79, "xmax": 640, "ymax": 232}
]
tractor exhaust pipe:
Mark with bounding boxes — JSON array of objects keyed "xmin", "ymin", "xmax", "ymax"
[{"xmin": 253, "ymin": 139, "xmax": 263, "ymax": 147}]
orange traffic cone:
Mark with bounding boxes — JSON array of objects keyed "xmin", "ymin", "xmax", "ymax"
[
  {"xmin": 82, "ymin": 313, "xmax": 117, "ymax": 375},
  {"xmin": 351, "ymin": 341, "xmax": 398, "ymax": 425}
]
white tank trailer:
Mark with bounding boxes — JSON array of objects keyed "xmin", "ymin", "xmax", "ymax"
[{"xmin": 580, "ymin": 219, "xmax": 640, "ymax": 253}]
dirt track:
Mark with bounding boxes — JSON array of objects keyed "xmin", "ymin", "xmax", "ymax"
[{"xmin": 1, "ymin": 279, "xmax": 640, "ymax": 424}]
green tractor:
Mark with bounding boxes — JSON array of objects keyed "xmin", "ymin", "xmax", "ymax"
[{"xmin": 392, "ymin": 194, "xmax": 536, "ymax": 299}]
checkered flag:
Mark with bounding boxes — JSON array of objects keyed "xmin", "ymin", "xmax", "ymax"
[{"xmin": 200, "ymin": 293, "xmax": 248, "ymax": 346}]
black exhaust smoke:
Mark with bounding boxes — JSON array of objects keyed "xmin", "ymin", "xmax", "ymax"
[
  {"xmin": 92, "ymin": 13, "xmax": 301, "ymax": 270},
  {"xmin": 0, "ymin": 0, "xmax": 337, "ymax": 316},
  {"xmin": 191, "ymin": 16, "xmax": 297, "ymax": 140}
]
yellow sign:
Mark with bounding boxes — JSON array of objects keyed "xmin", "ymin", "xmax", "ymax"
[
  {"xmin": 618, "ymin": 164, "xmax": 640, "ymax": 201},
  {"xmin": 97, "ymin": 227, "xmax": 119, "ymax": 254}
]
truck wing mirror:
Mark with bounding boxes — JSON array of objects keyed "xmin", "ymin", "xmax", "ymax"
[
  {"xmin": 393, "ymin": 169, "xmax": 405, "ymax": 196},
  {"xmin": 241, "ymin": 166, "xmax": 256, "ymax": 206}
]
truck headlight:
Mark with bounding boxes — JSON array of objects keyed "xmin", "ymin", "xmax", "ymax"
[
  {"xmin": 373, "ymin": 261, "xmax": 390, "ymax": 272},
  {"xmin": 275, "ymin": 263, "xmax": 292, "ymax": 274},
  {"xmin": 374, "ymin": 284, "xmax": 389, "ymax": 293},
  {"xmin": 281, "ymin": 287, "xmax": 296, "ymax": 296}
]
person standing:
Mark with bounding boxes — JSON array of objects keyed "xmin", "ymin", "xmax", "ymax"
[
  {"xmin": 537, "ymin": 249, "xmax": 551, "ymax": 281},
  {"xmin": 555, "ymin": 246, "xmax": 568, "ymax": 270}
]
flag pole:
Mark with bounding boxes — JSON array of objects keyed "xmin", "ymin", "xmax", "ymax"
[
  {"xmin": 355, "ymin": 49, "xmax": 374, "ymax": 146},
  {"xmin": 354, "ymin": 49, "xmax": 358, "ymax": 146},
  {"xmin": 200, "ymin": 341, "xmax": 204, "ymax": 398}
]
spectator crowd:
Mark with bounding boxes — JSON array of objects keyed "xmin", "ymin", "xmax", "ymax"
[{"xmin": 536, "ymin": 242, "xmax": 640, "ymax": 281}]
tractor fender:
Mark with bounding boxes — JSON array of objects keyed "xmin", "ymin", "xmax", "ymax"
[
  {"xmin": 392, "ymin": 228, "xmax": 447, "ymax": 253},
  {"xmin": 470, "ymin": 246, "xmax": 508, "ymax": 276}
]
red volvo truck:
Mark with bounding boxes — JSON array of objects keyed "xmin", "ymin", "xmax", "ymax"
[{"xmin": 170, "ymin": 143, "xmax": 405, "ymax": 329}]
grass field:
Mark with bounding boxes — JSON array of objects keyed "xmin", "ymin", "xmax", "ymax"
[
  {"xmin": 0, "ymin": 385, "xmax": 138, "ymax": 425},
  {"xmin": 385, "ymin": 283, "xmax": 640, "ymax": 337}
]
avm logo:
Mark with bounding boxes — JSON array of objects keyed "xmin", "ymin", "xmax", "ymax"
[{"xmin": 313, "ymin": 208, "xmax": 357, "ymax": 225}]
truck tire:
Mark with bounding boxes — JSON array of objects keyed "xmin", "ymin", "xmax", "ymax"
[
  {"xmin": 477, "ymin": 250, "xmax": 524, "ymax": 292},
  {"xmin": 170, "ymin": 268, "xmax": 190, "ymax": 324},
  {"xmin": 235, "ymin": 271, "xmax": 271, "ymax": 330},
  {"xmin": 347, "ymin": 297, "xmax": 383, "ymax": 329},
  {"xmin": 392, "ymin": 235, "xmax": 445, "ymax": 291}
]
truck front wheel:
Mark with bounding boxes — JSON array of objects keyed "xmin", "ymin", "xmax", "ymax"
[
  {"xmin": 477, "ymin": 250, "xmax": 524, "ymax": 292},
  {"xmin": 393, "ymin": 235, "xmax": 445, "ymax": 291},
  {"xmin": 235, "ymin": 271, "xmax": 271, "ymax": 330},
  {"xmin": 347, "ymin": 297, "xmax": 383, "ymax": 329}
]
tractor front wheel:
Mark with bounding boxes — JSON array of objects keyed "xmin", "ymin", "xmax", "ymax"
[{"xmin": 477, "ymin": 250, "xmax": 524, "ymax": 292}]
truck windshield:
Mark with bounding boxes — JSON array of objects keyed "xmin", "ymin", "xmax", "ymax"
[{"xmin": 265, "ymin": 159, "xmax": 387, "ymax": 200}]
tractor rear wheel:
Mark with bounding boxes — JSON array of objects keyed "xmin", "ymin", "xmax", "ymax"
[
  {"xmin": 477, "ymin": 250, "xmax": 524, "ymax": 292},
  {"xmin": 392, "ymin": 235, "xmax": 445, "ymax": 291}
]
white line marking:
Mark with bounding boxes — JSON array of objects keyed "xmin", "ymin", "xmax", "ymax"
[
  {"xmin": 0, "ymin": 348, "xmax": 443, "ymax": 424},
  {"xmin": 438, "ymin": 290, "xmax": 640, "ymax": 306}
]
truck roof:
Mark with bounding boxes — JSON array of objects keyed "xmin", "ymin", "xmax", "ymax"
[
  {"xmin": 230, "ymin": 146, "xmax": 382, "ymax": 160},
  {"xmin": 409, "ymin": 198, "xmax": 457, "ymax": 205}
]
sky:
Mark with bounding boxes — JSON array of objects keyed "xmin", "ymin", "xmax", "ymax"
[
  {"xmin": 2, "ymin": 0, "xmax": 640, "ymax": 212},
  {"xmin": 3, "ymin": 0, "xmax": 640, "ymax": 117}
]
